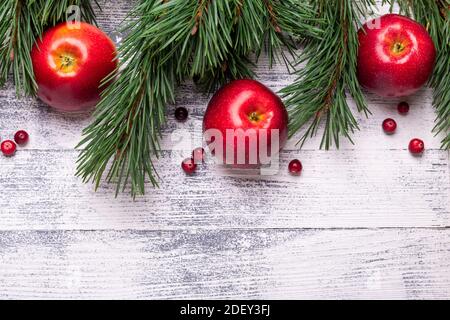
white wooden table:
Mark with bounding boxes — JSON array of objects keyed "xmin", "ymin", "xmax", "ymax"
[{"xmin": 0, "ymin": 1, "xmax": 448, "ymax": 300}]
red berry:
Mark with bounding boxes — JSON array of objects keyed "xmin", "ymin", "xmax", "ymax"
[
  {"xmin": 397, "ymin": 101, "xmax": 410, "ymax": 115},
  {"xmin": 288, "ymin": 159, "xmax": 302, "ymax": 175},
  {"xmin": 175, "ymin": 107, "xmax": 188, "ymax": 121},
  {"xmin": 14, "ymin": 130, "xmax": 29, "ymax": 145},
  {"xmin": 382, "ymin": 118, "xmax": 397, "ymax": 134},
  {"xmin": 1, "ymin": 140, "xmax": 17, "ymax": 156},
  {"xmin": 192, "ymin": 147, "xmax": 205, "ymax": 164},
  {"xmin": 409, "ymin": 138, "xmax": 425, "ymax": 155},
  {"xmin": 181, "ymin": 157, "xmax": 197, "ymax": 174}
]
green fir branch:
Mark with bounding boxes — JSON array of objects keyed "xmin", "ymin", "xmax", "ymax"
[
  {"xmin": 197, "ymin": 0, "xmax": 322, "ymax": 92},
  {"xmin": 433, "ymin": 13, "xmax": 450, "ymax": 149},
  {"xmin": 76, "ymin": 0, "xmax": 321, "ymax": 197},
  {"xmin": 385, "ymin": 0, "xmax": 450, "ymax": 149},
  {"xmin": 281, "ymin": 0, "xmax": 374, "ymax": 150},
  {"xmin": 41, "ymin": 0, "xmax": 99, "ymax": 27},
  {"xmin": 0, "ymin": 0, "xmax": 41, "ymax": 96},
  {"xmin": 194, "ymin": 52, "xmax": 255, "ymax": 93}
]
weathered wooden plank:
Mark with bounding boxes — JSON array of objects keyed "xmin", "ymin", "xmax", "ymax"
[
  {"xmin": 0, "ymin": 0, "xmax": 448, "ymax": 301},
  {"xmin": 0, "ymin": 149, "xmax": 447, "ymax": 230},
  {"xmin": 0, "ymin": 73, "xmax": 446, "ymax": 152},
  {"xmin": 0, "ymin": 1, "xmax": 445, "ymax": 152},
  {"xmin": 0, "ymin": 228, "xmax": 448, "ymax": 299}
]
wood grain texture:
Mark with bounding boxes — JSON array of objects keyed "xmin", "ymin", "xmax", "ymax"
[
  {"xmin": 0, "ymin": 149, "xmax": 448, "ymax": 230},
  {"xmin": 0, "ymin": 2, "xmax": 446, "ymax": 151},
  {"xmin": 0, "ymin": 70, "xmax": 446, "ymax": 152},
  {"xmin": 0, "ymin": 229, "xmax": 448, "ymax": 299},
  {"xmin": 0, "ymin": 0, "xmax": 448, "ymax": 299}
]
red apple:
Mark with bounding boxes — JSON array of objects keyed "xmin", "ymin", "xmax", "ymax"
[
  {"xmin": 357, "ymin": 14, "xmax": 436, "ymax": 97},
  {"xmin": 203, "ymin": 79, "xmax": 288, "ymax": 166},
  {"xmin": 31, "ymin": 22, "xmax": 117, "ymax": 112}
]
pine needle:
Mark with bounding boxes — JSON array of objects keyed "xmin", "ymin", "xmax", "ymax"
[
  {"xmin": 76, "ymin": 0, "xmax": 321, "ymax": 197},
  {"xmin": 281, "ymin": 0, "xmax": 375, "ymax": 150},
  {"xmin": 0, "ymin": 0, "xmax": 98, "ymax": 97},
  {"xmin": 384, "ymin": 0, "xmax": 450, "ymax": 149}
]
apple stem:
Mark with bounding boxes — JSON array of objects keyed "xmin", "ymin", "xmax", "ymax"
[
  {"xmin": 249, "ymin": 111, "xmax": 259, "ymax": 122},
  {"xmin": 60, "ymin": 55, "xmax": 75, "ymax": 68},
  {"xmin": 392, "ymin": 42, "xmax": 404, "ymax": 54}
]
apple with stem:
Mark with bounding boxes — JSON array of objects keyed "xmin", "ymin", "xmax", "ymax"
[
  {"xmin": 203, "ymin": 79, "xmax": 288, "ymax": 167},
  {"xmin": 31, "ymin": 22, "xmax": 117, "ymax": 112},
  {"xmin": 357, "ymin": 14, "xmax": 436, "ymax": 97}
]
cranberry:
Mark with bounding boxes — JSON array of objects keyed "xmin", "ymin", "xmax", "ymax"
[
  {"xmin": 382, "ymin": 118, "xmax": 397, "ymax": 134},
  {"xmin": 409, "ymin": 138, "xmax": 425, "ymax": 155},
  {"xmin": 175, "ymin": 107, "xmax": 188, "ymax": 121},
  {"xmin": 397, "ymin": 101, "xmax": 410, "ymax": 115},
  {"xmin": 288, "ymin": 159, "xmax": 302, "ymax": 175},
  {"xmin": 1, "ymin": 140, "xmax": 17, "ymax": 156},
  {"xmin": 182, "ymin": 157, "xmax": 197, "ymax": 174},
  {"xmin": 14, "ymin": 130, "xmax": 29, "ymax": 145}
]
